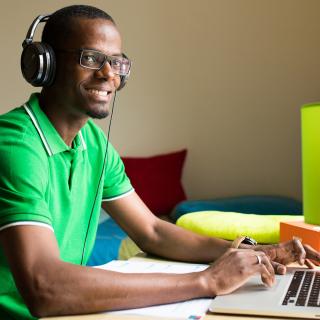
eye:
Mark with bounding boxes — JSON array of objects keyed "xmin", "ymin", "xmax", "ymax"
[
  {"xmin": 111, "ymin": 58, "xmax": 122, "ymax": 69},
  {"xmin": 82, "ymin": 54, "xmax": 97, "ymax": 65}
]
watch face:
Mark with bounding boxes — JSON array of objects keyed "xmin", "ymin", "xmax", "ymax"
[{"xmin": 242, "ymin": 236, "xmax": 257, "ymax": 246}]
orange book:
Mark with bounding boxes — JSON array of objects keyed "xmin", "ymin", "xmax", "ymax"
[{"xmin": 280, "ymin": 220, "xmax": 320, "ymax": 251}]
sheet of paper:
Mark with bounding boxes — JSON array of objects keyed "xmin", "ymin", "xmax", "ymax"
[{"xmin": 96, "ymin": 260, "xmax": 213, "ymax": 320}]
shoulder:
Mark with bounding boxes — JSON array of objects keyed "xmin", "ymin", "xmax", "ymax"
[
  {"xmin": 0, "ymin": 106, "xmax": 32, "ymax": 136},
  {"xmin": 0, "ymin": 105, "xmax": 46, "ymax": 146},
  {"xmin": 0, "ymin": 106, "xmax": 48, "ymax": 175}
]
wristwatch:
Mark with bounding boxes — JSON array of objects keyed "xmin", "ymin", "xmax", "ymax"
[{"xmin": 231, "ymin": 236, "xmax": 257, "ymax": 249}]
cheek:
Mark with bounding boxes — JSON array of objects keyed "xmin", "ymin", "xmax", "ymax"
[
  {"xmin": 54, "ymin": 58, "xmax": 73, "ymax": 84},
  {"xmin": 68, "ymin": 72, "xmax": 92, "ymax": 96}
]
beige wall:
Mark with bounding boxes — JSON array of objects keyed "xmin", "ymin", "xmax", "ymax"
[{"xmin": 1, "ymin": 0, "xmax": 320, "ymax": 201}]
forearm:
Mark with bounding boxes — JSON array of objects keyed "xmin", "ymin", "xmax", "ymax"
[
  {"xmin": 26, "ymin": 260, "xmax": 207, "ymax": 317},
  {"xmin": 141, "ymin": 220, "xmax": 231, "ymax": 263},
  {"xmin": 1, "ymin": 224, "xmax": 209, "ymax": 318},
  {"xmin": 103, "ymin": 194, "xmax": 231, "ymax": 263}
]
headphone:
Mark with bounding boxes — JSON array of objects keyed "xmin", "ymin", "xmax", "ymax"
[{"xmin": 21, "ymin": 14, "xmax": 129, "ymax": 90}]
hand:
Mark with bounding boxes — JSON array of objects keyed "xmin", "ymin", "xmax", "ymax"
[
  {"xmin": 255, "ymin": 238, "xmax": 320, "ymax": 275},
  {"xmin": 202, "ymin": 248, "xmax": 275, "ymax": 296}
]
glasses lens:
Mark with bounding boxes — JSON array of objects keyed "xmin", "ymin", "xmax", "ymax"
[
  {"xmin": 109, "ymin": 56, "xmax": 131, "ymax": 76},
  {"xmin": 80, "ymin": 50, "xmax": 105, "ymax": 69}
]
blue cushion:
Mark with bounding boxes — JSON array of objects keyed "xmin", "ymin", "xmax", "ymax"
[
  {"xmin": 87, "ymin": 217, "xmax": 127, "ymax": 266},
  {"xmin": 171, "ymin": 196, "xmax": 302, "ymax": 221}
]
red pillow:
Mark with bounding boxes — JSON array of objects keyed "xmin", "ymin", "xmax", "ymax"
[{"xmin": 122, "ymin": 149, "xmax": 187, "ymax": 216}]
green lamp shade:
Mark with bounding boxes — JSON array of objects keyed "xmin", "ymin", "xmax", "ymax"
[{"xmin": 301, "ymin": 103, "xmax": 320, "ymax": 225}]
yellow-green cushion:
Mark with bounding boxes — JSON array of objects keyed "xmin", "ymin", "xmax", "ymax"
[
  {"xmin": 176, "ymin": 211, "xmax": 303, "ymax": 243},
  {"xmin": 118, "ymin": 237, "xmax": 142, "ymax": 260}
]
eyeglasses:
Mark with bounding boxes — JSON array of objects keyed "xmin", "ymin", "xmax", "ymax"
[{"xmin": 57, "ymin": 48, "xmax": 131, "ymax": 76}]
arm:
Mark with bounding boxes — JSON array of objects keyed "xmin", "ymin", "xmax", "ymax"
[
  {"xmin": 1, "ymin": 195, "xmax": 277, "ymax": 318},
  {"xmin": 1, "ymin": 224, "xmax": 274, "ymax": 318},
  {"xmin": 103, "ymin": 191, "xmax": 232, "ymax": 263},
  {"xmin": 0, "ymin": 225, "xmax": 207, "ymax": 318},
  {"xmin": 104, "ymin": 192, "xmax": 320, "ymax": 272}
]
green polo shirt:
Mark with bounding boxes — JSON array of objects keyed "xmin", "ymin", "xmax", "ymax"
[{"xmin": 0, "ymin": 93, "xmax": 133, "ymax": 320}]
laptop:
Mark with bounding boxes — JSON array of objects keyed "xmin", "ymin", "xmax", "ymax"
[{"xmin": 209, "ymin": 267, "xmax": 320, "ymax": 319}]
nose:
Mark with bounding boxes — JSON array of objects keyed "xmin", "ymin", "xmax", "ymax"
[{"xmin": 95, "ymin": 61, "xmax": 116, "ymax": 81}]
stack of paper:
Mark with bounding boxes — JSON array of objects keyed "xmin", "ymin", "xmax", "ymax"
[{"xmin": 96, "ymin": 260, "xmax": 212, "ymax": 320}]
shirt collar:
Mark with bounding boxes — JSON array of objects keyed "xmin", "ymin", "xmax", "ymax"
[{"xmin": 23, "ymin": 93, "xmax": 87, "ymax": 156}]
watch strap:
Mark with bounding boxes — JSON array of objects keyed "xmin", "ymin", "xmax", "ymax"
[
  {"xmin": 231, "ymin": 236, "xmax": 257, "ymax": 249},
  {"xmin": 231, "ymin": 236, "xmax": 247, "ymax": 249}
]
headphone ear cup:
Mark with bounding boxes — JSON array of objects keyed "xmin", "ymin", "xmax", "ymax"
[
  {"xmin": 21, "ymin": 42, "xmax": 56, "ymax": 87},
  {"xmin": 41, "ymin": 43, "xmax": 56, "ymax": 87}
]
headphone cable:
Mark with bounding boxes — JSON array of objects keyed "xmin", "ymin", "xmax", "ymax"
[{"xmin": 80, "ymin": 90, "xmax": 117, "ymax": 265}]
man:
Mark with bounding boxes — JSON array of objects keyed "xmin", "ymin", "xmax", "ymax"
[{"xmin": 0, "ymin": 5, "xmax": 319, "ymax": 320}]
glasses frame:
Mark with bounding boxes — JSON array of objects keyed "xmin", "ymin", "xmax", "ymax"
[{"xmin": 56, "ymin": 48, "xmax": 132, "ymax": 76}]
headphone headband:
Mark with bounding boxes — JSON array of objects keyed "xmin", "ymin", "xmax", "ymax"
[{"xmin": 23, "ymin": 15, "xmax": 51, "ymax": 48}]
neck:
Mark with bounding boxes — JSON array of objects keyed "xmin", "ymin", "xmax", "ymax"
[{"xmin": 39, "ymin": 89, "xmax": 88, "ymax": 147}]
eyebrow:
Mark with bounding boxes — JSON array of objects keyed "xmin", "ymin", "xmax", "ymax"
[{"xmin": 83, "ymin": 47, "xmax": 123, "ymax": 57}]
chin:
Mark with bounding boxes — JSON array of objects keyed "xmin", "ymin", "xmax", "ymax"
[
  {"xmin": 85, "ymin": 101, "xmax": 110, "ymax": 119},
  {"xmin": 86, "ymin": 110, "xmax": 110, "ymax": 119}
]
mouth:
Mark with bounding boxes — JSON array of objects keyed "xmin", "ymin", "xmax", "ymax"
[{"xmin": 85, "ymin": 88, "xmax": 112, "ymax": 98}]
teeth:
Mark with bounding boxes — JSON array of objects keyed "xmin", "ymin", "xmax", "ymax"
[{"xmin": 87, "ymin": 89, "xmax": 108, "ymax": 97}]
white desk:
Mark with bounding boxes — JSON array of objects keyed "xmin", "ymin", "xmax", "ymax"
[
  {"xmin": 41, "ymin": 310, "xmax": 293, "ymax": 320},
  {"xmin": 42, "ymin": 314, "xmax": 277, "ymax": 320}
]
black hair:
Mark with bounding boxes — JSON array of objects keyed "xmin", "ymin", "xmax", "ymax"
[{"xmin": 42, "ymin": 5, "xmax": 115, "ymax": 48}]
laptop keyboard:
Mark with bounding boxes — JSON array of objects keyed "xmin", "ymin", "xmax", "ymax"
[{"xmin": 282, "ymin": 270, "xmax": 320, "ymax": 307}]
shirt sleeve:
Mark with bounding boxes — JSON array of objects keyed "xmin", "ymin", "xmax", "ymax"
[
  {"xmin": 0, "ymin": 132, "xmax": 52, "ymax": 228},
  {"xmin": 102, "ymin": 142, "xmax": 133, "ymax": 201}
]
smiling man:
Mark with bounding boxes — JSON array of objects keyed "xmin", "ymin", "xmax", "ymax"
[{"xmin": 0, "ymin": 5, "xmax": 319, "ymax": 320}]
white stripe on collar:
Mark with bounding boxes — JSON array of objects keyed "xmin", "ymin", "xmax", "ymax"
[
  {"xmin": 23, "ymin": 104, "xmax": 53, "ymax": 156},
  {"xmin": 79, "ymin": 131, "xmax": 87, "ymax": 150}
]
